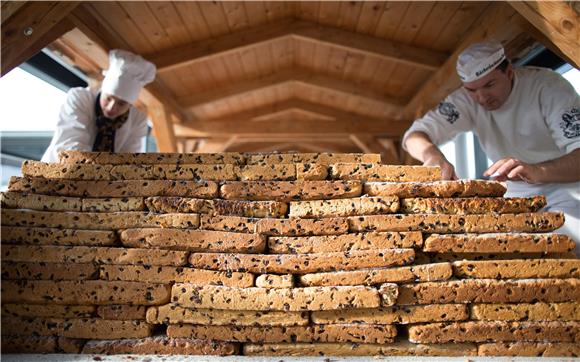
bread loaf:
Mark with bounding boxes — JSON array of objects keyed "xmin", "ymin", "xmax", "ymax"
[
  {"xmin": 166, "ymin": 324, "xmax": 396, "ymax": 343},
  {"xmin": 364, "ymin": 180, "xmax": 506, "ymax": 198},
  {"xmin": 348, "ymin": 212, "xmax": 564, "ymax": 233},
  {"xmin": 9, "ymin": 176, "xmax": 218, "ymax": 198},
  {"xmin": 145, "ymin": 196, "xmax": 288, "ymax": 217},
  {"xmin": 424, "ymin": 233, "xmax": 575, "ymax": 253},
  {"xmin": 478, "ymin": 342, "xmax": 580, "ymax": 357},
  {"xmin": 0, "ymin": 226, "xmax": 117, "ymax": 246},
  {"xmin": 289, "ymin": 196, "xmax": 399, "ymax": 218},
  {"xmin": 330, "ymin": 164, "xmax": 441, "ymax": 182},
  {"xmin": 171, "ymin": 284, "xmax": 382, "ymax": 311},
  {"xmin": 59, "ymin": 150, "xmax": 246, "ymax": 165},
  {"xmin": 299, "ymin": 263, "xmax": 452, "ymax": 286},
  {"xmin": 188, "ymin": 249, "xmax": 414, "ymax": 274},
  {"xmin": 256, "ymin": 217, "xmax": 349, "ymax": 236},
  {"xmin": 2, "ymin": 245, "xmax": 188, "ymax": 266},
  {"xmin": 408, "ymin": 321, "xmax": 580, "ymax": 343},
  {"xmin": 146, "ymin": 304, "xmax": 308, "ymax": 326},
  {"xmin": 119, "ymin": 228, "xmax": 265, "ymax": 253},
  {"xmin": 81, "ymin": 336, "xmax": 239, "ymax": 355},
  {"xmin": 247, "ymin": 153, "xmax": 380, "ymax": 165},
  {"xmin": 243, "ymin": 341, "xmax": 477, "ymax": 356},
  {"xmin": 397, "ymin": 278, "xmax": 580, "ymax": 305},
  {"xmin": 100, "ymin": 264, "xmax": 254, "ymax": 287},
  {"xmin": 311, "ymin": 304, "xmax": 468, "ymax": 324},
  {"xmin": 452, "ymin": 259, "xmax": 580, "ymax": 279},
  {"xmin": 220, "ymin": 180, "xmax": 362, "ymax": 201},
  {"xmin": 470, "ymin": 303, "xmax": 580, "ymax": 321},
  {"xmin": 2, "ymin": 280, "xmax": 171, "ymax": 305},
  {"xmin": 400, "ymin": 196, "xmax": 546, "ymax": 214}
]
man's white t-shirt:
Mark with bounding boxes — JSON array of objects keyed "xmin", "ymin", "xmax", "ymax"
[{"xmin": 403, "ymin": 66, "xmax": 580, "ymax": 248}]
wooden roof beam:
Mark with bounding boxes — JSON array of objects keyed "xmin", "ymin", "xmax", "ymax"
[
  {"xmin": 149, "ymin": 19, "xmax": 447, "ymax": 73},
  {"xmin": 403, "ymin": 3, "xmax": 528, "ymax": 120},
  {"xmin": 177, "ymin": 99, "xmax": 411, "ymax": 137},
  {"xmin": 178, "ymin": 68, "xmax": 404, "ymax": 113},
  {"xmin": 509, "ymin": 1, "xmax": 579, "ymax": 68},
  {"xmin": 1, "ymin": 2, "xmax": 80, "ymax": 75}
]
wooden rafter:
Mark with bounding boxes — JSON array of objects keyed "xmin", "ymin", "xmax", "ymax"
[
  {"xmin": 1, "ymin": 2, "xmax": 80, "ymax": 75},
  {"xmin": 509, "ymin": 1, "xmax": 579, "ymax": 68},
  {"xmin": 148, "ymin": 19, "xmax": 447, "ymax": 74},
  {"xmin": 176, "ymin": 99, "xmax": 411, "ymax": 137},
  {"xmin": 403, "ymin": 3, "xmax": 527, "ymax": 120},
  {"xmin": 179, "ymin": 68, "xmax": 403, "ymax": 112}
]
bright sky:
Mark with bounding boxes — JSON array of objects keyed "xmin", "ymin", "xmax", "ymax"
[
  {"xmin": 0, "ymin": 67, "xmax": 66, "ymax": 132},
  {"xmin": 0, "ymin": 65, "xmax": 578, "ymax": 133}
]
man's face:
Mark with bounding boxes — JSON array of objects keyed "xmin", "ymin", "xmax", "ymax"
[
  {"xmin": 100, "ymin": 93, "xmax": 130, "ymax": 119},
  {"xmin": 463, "ymin": 64, "xmax": 514, "ymax": 111}
]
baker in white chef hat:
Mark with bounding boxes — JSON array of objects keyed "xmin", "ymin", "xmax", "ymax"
[
  {"xmin": 100, "ymin": 49, "xmax": 156, "ymax": 117},
  {"xmin": 42, "ymin": 49, "xmax": 157, "ymax": 162},
  {"xmin": 455, "ymin": 40, "xmax": 513, "ymax": 111},
  {"xmin": 402, "ymin": 38, "xmax": 580, "ymax": 253}
]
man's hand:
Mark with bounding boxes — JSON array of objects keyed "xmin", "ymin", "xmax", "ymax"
[
  {"xmin": 424, "ymin": 153, "xmax": 459, "ymax": 180},
  {"xmin": 484, "ymin": 158, "xmax": 543, "ymax": 183}
]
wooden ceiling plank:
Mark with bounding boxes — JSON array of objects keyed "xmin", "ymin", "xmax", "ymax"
[
  {"xmin": 411, "ymin": 2, "xmax": 462, "ymax": 49},
  {"xmin": 337, "ymin": 1, "xmax": 364, "ymax": 32},
  {"xmin": 373, "ymin": 2, "xmax": 411, "ymax": 39},
  {"xmin": 1, "ymin": 1, "xmax": 28, "ymax": 24},
  {"xmin": 355, "ymin": 1, "xmax": 387, "ymax": 35},
  {"xmin": 293, "ymin": 20, "xmax": 447, "ymax": 71},
  {"xmin": 509, "ymin": 1, "xmax": 579, "ymax": 68},
  {"xmin": 403, "ymin": 3, "xmax": 526, "ymax": 120},
  {"xmin": 1, "ymin": 1, "xmax": 80, "ymax": 75},
  {"xmin": 221, "ymin": 2, "xmax": 251, "ymax": 32},
  {"xmin": 173, "ymin": 2, "xmax": 212, "ymax": 42},
  {"xmin": 393, "ymin": 1, "xmax": 435, "ymax": 44}
]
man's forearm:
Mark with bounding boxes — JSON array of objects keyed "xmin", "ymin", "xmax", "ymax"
[
  {"xmin": 405, "ymin": 131, "xmax": 443, "ymax": 162},
  {"xmin": 536, "ymin": 149, "xmax": 580, "ymax": 183}
]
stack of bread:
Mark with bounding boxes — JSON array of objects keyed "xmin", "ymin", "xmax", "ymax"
[{"xmin": 1, "ymin": 151, "xmax": 578, "ymax": 357}]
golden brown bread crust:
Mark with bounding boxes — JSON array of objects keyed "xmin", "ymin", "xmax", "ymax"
[
  {"xmin": 408, "ymin": 321, "xmax": 580, "ymax": 343},
  {"xmin": 188, "ymin": 249, "xmax": 414, "ymax": 274},
  {"xmin": 242, "ymin": 341, "xmax": 477, "ymax": 356},
  {"xmin": 268, "ymin": 231, "xmax": 423, "ymax": 254},
  {"xmin": 348, "ymin": 212, "xmax": 565, "ymax": 233},
  {"xmin": 289, "ymin": 196, "xmax": 399, "ymax": 218},
  {"xmin": 9, "ymin": 176, "xmax": 218, "ymax": 198},
  {"xmin": 363, "ymin": 180, "xmax": 506, "ymax": 198},
  {"xmin": 171, "ymin": 284, "xmax": 382, "ymax": 311},
  {"xmin": 59, "ymin": 150, "xmax": 246, "ymax": 165},
  {"xmin": 397, "ymin": 278, "xmax": 580, "ymax": 305},
  {"xmin": 478, "ymin": 342, "xmax": 580, "ymax": 357},
  {"xmin": 330, "ymin": 164, "xmax": 441, "ymax": 182},
  {"xmin": 424, "ymin": 233, "xmax": 575, "ymax": 253},
  {"xmin": 220, "ymin": 180, "xmax": 362, "ymax": 201},
  {"xmin": 81, "ymin": 336, "xmax": 240, "ymax": 355},
  {"xmin": 166, "ymin": 324, "xmax": 396, "ymax": 343},
  {"xmin": 400, "ymin": 196, "xmax": 546, "ymax": 214}
]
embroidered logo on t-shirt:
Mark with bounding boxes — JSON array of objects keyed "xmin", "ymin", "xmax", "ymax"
[
  {"xmin": 560, "ymin": 107, "xmax": 580, "ymax": 139},
  {"xmin": 438, "ymin": 102, "xmax": 459, "ymax": 124}
]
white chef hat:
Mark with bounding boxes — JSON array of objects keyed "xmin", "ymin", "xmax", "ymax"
[
  {"xmin": 101, "ymin": 49, "xmax": 156, "ymax": 104},
  {"xmin": 456, "ymin": 41, "xmax": 506, "ymax": 83}
]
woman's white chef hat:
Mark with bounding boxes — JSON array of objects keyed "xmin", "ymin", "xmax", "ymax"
[
  {"xmin": 101, "ymin": 49, "xmax": 156, "ymax": 104},
  {"xmin": 456, "ymin": 41, "xmax": 506, "ymax": 83}
]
